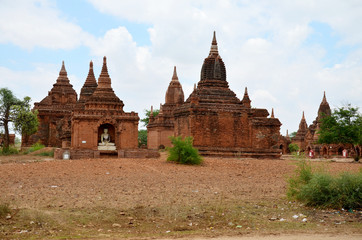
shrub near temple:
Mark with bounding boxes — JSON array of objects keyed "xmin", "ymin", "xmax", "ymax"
[
  {"xmin": 288, "ymin": 158, "xmax": 362, "ymax": 209},
  {"xmin": 167, "ymin": 136, "xmax": 203, "ymax": 165}
]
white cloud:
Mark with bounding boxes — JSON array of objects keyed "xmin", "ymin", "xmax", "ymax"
[
  {"xmin": 0, "ymin": 0, "xmax": 93, "ymax": 50},
  {"xmin": 2, "ymin": 0, "xmax": 362, "ymax": 134}
]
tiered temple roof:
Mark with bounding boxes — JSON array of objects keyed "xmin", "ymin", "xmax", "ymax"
[
  {"xmin": 78, "ymin": 61, "xmax": 97, "ymax": 104},
  {"xmin": 187, "ymin": 31, "xmax": 240, "ymax": 104},
  {"xmin": 85, "ymin": 57, "xmax": 124, "ymax": 111}
]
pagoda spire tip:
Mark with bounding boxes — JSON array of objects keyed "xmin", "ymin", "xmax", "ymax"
[
  {"xmin": 172, "ymin": 66, "xmax": 178, "ymax": 80},
  {"xmin": 209, "ymin": 31, "xmax": 219, "ymax": 56},
  {"xmin": 60, "ymin": 61, "xmax": 66, "ymax": 73}
]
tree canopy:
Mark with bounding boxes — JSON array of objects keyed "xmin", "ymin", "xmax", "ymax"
[
  {"xmin": 318, "ymin": 104, "xmax": 362, "ymax": 146},
  {"xmin": 0, "ymin": 88, "xmax": 38, "ymax": 151},
  {"xmin": 140, "ymin": 109, "xmax": 159, "ymax": 127}
]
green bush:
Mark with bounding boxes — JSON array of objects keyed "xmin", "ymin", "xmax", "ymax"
[
  {"xmin": 23, "ymin": 142, "xmax": 45, "ymax": 154},
  {"xmin": 0, "ymin": 202, "xmax": 11, "ymax": 218},
  {"xmin": 167, "ymin": 136, "xmax": 203, "ymax": 165},
  {"xmin": 36, "ymin": 150, "xmax": 54, "ymax": 157},
  {"xmin": 287, "ymin": 159, "xmax": 313, "ymax": 199},
  {"xmin": 0, "ymin": 145, "xmax": 19, "ymax": 155},
  {"xmin": 288, "ymin": 143, "xmax": 299, "ymax": 153},
  {"xmin": 287, "ymin": 159, "xmax": 362, "ymax": 209}
]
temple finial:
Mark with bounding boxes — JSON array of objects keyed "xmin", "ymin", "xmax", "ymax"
[
  {"xmin": 100, "ymin": 56, "xmax": 109, "ymax": 76},
  {"xmin": 302, "ymin": 111, "xmax": 305, "ymax": 120},
  {"xmin": 60, "ymin": 61, "xmax": 66, "ymax": 74},
  {"xmin": 286, "ymin": 130, "xmax": 289, "ymax": 137},
  {"xmin": 241, "ymin": 87, "xmax": 251, "ymax": 108},
  {"xmin": 172, "ymin": 66, "xmax": 178, "ymax": 81},
  {"xmin": 150, "ymin": 105, "xmax": 153, "ymax": 115},
  {"xmin": 159, "ymin": 103, "xmax": 163, "ymax": 115},
  {"xmin": 322, "ymin": 91, "xmax": 327, "ymax": 103},
  {"xmin": 271, "ymin": 108, "xmax": 275, "ymax": 118},
  {"xmin": 90, "ymin": 60, "xmax": 93, "ymax": 69},
  {"xmin": 209, "ymin": 31, "xmax": 219, "ymax": 56}
]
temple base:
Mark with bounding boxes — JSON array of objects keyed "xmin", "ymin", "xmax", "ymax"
[
  {"xmin": 196, "ymin": 146, "xmax": 282, "ymax": 159},
  {"xmin": 98, "ymin": 145, "xmax": 116, "ymax": 151}
]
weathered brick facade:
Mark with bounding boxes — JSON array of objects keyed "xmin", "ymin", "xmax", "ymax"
[
  {"xmin": 147, "ymin": 67, "xmax": 184, "ymax": 149},
  {"xmin": 148, "ymin": 32, "xmax": 282, "ymax": 158},
  {"xmin": 24, "ymin": 57, "xmax": 146, "ymax": 159},
  {"xmin": 22, "ymin": 62, "xmax": 77, "ymax": 147},
  {"xmin": 71, "ymin": 57, "xmax": 139, "ymax": 152}
]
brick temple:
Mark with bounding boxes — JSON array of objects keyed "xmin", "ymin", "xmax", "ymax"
[
  {"xmin": 24, "ymin": 57, "xmax": 158, "ymax": 159},
  {"xmin": 22, "ymin": 61, "xmax": 77, "ymax": 147},
  {"xmin": 291, "ymin": 92, "xmax": 361, "ymax": 158},
  {"xmin": 148, "ymin": 32, "xmax": 282, "ymax": 158}
]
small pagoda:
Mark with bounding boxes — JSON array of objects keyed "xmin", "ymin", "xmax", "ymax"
[
  {"xmin": 147, "ymin": 66, "xmax": 184, "ymax": 149},
  {"xmin": 71, "ymin": 57, "xmax": 139, "ymax": 158},
  {"xmin": 22, "ymin": 62, "xmax": 77, "ymax": 147}
]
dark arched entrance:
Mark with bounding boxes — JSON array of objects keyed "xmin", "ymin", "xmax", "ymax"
[
  {"xmin": 322, "ymin": 147, "xmax": 328, "ymax": 156},
  {"xmin": 338, "ymin": 147, "xmax": 344, "ymax": 156},
  {"xmin": 98, "ymin": 123, "xmax": 115, "ymax": 145}
]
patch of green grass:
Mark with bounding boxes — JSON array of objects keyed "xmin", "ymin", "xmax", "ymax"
[
  {"xmin": 0, "ymin": 145, "xmax": 19, "ymax": 155},
  {"xmin": 36, "ymin": 150, "xmax": 54, "ymax": 157},
  {"xmin": 23, "ymin": 142, "xmax": 45, "ymax": 154},
  {"xmin": 0, "ymin": 202, "xmax": 11, "ymax": 218},
  {"xmin": 287, "ymin": 158, "xmax": 362, "ymax": 209}
]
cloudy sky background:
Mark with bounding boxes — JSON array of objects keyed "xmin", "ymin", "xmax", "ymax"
[{"xmin": 0, "ymin": 0, "xmax": 361, "ymax": 134}]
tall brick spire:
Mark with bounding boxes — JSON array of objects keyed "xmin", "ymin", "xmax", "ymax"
[
  {"xmin": 78, "ymin": 60, "xmax": 98, "ymax": 103},
  {"xmin": 38, "ymin": 61, "xmax": 77, "ymax": 105},
  {"xmin": 193, "ymin": 31, "xmax": 239, "ymax": 104},
  {"xmin": 98, "ymin": 56, "xmax": 111, "ymax": 89},
  {"xmin": 293, "ymin": 111, "xmax": 308, "ymax": 141},
  {"xmin": 165, "ymin": 66, "xmax": 184, "ymax": 105},
  {"xmin": 299, "ymin": 111, "xmax": 308, "ymax": 132},
  {"xmin": 86, "ymin": 56, "xmax": 124, "ymax": 110},
  {"xmin": 241, "ymin": 87, "xmax": 251, "ymax": 108},
  {"xmin": 172, "ymin": 66, "xmax": 178, "ymax": 80},
  {"xmin": 318, "ymin": 91, "xmax": 331, "ymax": 119},
  {"xmin": 209, "ymin": 31, "xmax": 219, "ymax": 57},
  {"xmin": 56, "ymin": 61, "xmax": 70, "ymax": 84}
]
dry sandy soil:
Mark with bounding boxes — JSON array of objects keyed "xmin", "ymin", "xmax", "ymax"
[{"xmin": 0, "ymin": 153, "xmax": 361, "ymax": 239}]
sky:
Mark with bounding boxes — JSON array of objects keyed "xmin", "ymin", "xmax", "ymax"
[{"xmin": 0, "ymin": 0, "xmax": 361, "ymax": 134}]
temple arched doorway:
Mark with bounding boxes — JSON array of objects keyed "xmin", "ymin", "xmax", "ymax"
[
  {"xmin": 338, "ymin": 146, "xmax": 344, "ymax": 156},
  {"xmin": 322, "ymin": 146, "xmax": 328, "ymax": 156},
  {"xmin": 98, "ymin": 123, "xmax": 116, "ymax": 147}
]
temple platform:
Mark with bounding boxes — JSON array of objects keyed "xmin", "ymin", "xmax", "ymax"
[{"xmin": 54, "ymin": 148, "xmax": 160, "ymax": 159}]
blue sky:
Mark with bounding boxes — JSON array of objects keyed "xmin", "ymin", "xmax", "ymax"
[{"xmin": 0, "ymin": 0, "xmax": 361, "ymax": 133}]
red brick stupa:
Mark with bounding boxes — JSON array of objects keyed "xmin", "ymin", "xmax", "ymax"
[
  {"xmin": 71, "ymin": 57, "xmax": 139, "ymax": 158},
  {"xmin": 22, "ymin": 61, "xmax": 77, "ymax": 147}
]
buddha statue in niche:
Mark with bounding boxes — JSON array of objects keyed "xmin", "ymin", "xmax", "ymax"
[{"xmin": 99, "ymin": 128, "xmax": 115, "ymax": 146}]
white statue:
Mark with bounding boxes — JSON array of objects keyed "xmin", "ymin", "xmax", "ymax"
[{"xmin": 99, "ymin": 128, "xmax": 115, "ymax": 146}]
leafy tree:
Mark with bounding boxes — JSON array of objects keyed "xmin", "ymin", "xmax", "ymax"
[
  {"xmin": 167, "ymin": 136, "xmax": 203, "ymax": 165},
  {"xmin": 0, "ymin": 88, "xmax": 38, "ymax": 152},
  {"xmin": 290, "ymin": 131, "xmax": 297, "ymax": 138},
  {"xmin": 288, "ymin": 143, "xmax": 299, "ymax": 153},
  {"xmin": 138, "ymin": 129, "xmax": 147, "ymax": 147},
  {"xmin": 318, "ymin": 104, "xmax": 362, "ymax": 160},
  {"xmin": 141, "ymin": 109, "xmax": 159, "ymax": 127}
]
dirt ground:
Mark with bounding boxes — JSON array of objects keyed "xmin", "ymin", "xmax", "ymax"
[{"xmin": 0, "ymin": 153, "xmax": 361, "ymax": 239}]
